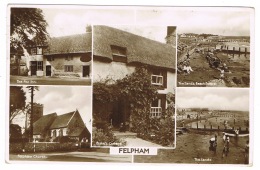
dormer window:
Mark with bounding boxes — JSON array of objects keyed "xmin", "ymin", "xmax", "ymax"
[{"xmin": 111, "ymin": 45, "xmax": 127, "ymax": 62}]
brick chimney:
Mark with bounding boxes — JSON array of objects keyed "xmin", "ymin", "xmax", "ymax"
[{"xmin": 165, "ymin": 26, "xmax": 177, "ymax": 47}]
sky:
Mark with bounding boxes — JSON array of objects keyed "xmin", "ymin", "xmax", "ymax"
[
  {"xmin": 135, "ymin": 7, "xmax": 251, "ymax": 36},
  {"xmin": 176, "ymin": 88, "xmax": 249, "ymax": 111},
  {"xmin": 13, "ymin": 86, "xmax": 92, "ymax": 131},
  {"xmin": 41, "ymin": 6, "xmax": 251, "ymax": 39},
  {"xmin": 41, "ymin": 7, "xmax": 170, "ymax": 43}
]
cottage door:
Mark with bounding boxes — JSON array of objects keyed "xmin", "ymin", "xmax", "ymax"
[
  {"xmin": 30, "ymin": 61, "xmax": 37, "ymax": 76},
  {"xmin": 82, "ymin": 65, "xmax": 90, "ymax": 77},
  {"xmin": 112, "ymin": 99, "xmax": 130, "ymax": 130},
  {"xmin": 46, "ymin": 65, "xmax": 52, "ymax": 76}
]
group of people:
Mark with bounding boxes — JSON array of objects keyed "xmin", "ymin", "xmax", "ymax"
[
  {"xmin": 209, "ymin": 133, "xmax": 250, "ymax": 163},
  {"xmin": 208, "ymin": 133, "xmax": 230, "ymax": 157},
  {"xmin": 218, "ymin": 62, "xmax": 229, "ymax": 79},
  {"xmin": 177, "ymin": 52, "xmax": 193, "ymax": 75}
]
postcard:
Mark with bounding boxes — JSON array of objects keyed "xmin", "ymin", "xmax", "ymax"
[{"xmin": 6, "ymin": 5, "xmax": 253, "ymax": 165}]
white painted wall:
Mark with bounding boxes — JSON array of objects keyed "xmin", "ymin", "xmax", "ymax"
[
  {"xmin": 158, "ymin": 71, "xmax": 176, "ymax": 94},
  {"xmin": 62, "ymin": 128, "xmax": 68, "ymax": 136},
  {"xmin": 93, "ymin": 60, "xmax": 176, "ymax": 94},
  {"xmin": 93, "ymin": 60, "xmax": 135, "ymax": 82}
]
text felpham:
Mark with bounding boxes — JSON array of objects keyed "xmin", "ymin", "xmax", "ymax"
[{"xmin": 110, "ymin": 147, "xmax": 158, "ymax": 155}]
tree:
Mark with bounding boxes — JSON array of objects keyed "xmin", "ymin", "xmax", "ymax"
[
  {"xmin": 10, "ymin": 8, "xmax": 49, "ymax": 53},
  {"xmin": 10, "ymin": 86, "xmax": 26, "ymax": 123}
]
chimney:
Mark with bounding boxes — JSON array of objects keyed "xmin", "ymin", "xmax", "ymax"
[{"xmin": 165, "ymin": 26, "xmax": 177, "ymax": 46}]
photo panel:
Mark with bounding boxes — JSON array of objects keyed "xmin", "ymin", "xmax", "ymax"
[
  {"xmin": 8, "ymin": 85, "xmax": 132, "ymax": 163},
  {"xmin": 174, "ymin": 9, "xmax": 251, "ymax": 88},
  {"xmin": 9, "ymin": 86, "xmax": 94, "ymax": 161},
  {"xmin": 91, "ymin": 25, "xmax": 177, "ymax": 149},
  {"xmin": 134, "ymin": 88, "xmax": 250, "ymax": 164},
  {"xmin": 9, "ymin": 7, "xmax": 92, "ymax": 86}
]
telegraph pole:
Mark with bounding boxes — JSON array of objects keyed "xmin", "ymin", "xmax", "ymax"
[
  {"xmin": 27, "ymin": 86, "xmax": 34, "ymax": 142},
  {"xmin": 30, "ymin": 86, "xmax": 34, "ymax": 142}
]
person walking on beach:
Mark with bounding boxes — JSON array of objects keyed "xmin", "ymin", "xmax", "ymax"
[
  {"xmin": 186, "ymin": 51, "xmax": 190, "ymax": 59},
  {"xmin": 209, "ymin": 135, "xmax": 217, "ymax": 154},
  {"xmin": 222, "ymin": 134, "xmax": 230, "ymax": 158},
  {"xmin": 222, "ymin": 143, "xmax": 229, "ymax": 158},
  {"xmin": 244, "ymin": 140, "xmax": 249, "ymax": 164}
]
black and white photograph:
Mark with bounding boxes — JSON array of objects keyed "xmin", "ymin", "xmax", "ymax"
[
  {"xmin": 134, "ymin": 88, "xmax": 250, "ymax": 164},
  {"xmin": 10, "ymin": 7, "xmax": 92, "ymax": 86},
  {"xmin": 175, "ymin": 8, "xmax": 251, "ymax": 87},
  {"xmin": 92, "ymin": 25, "xmax": 176, "ymax": 148},
  {"xmin": 5, "ymin": 4, "xmax": 255, "ymax": 167},
  {"xmin": 8, "ymin": 86, "xmax": 131, "ymax": 163}
]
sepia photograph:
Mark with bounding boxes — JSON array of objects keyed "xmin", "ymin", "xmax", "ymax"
[
  {"xmin": 5, "ymin": 5, "xmax": 254, "ymax": 166},
  {"xmin": 9, "ymin": 7, "xmax": 92, "ymax": 86},
  {"xmin": 175, "ymin": 9, "xmax": 251, "ymax": 87},
  {"xmin": 92, "ymin": 25, "xmax": 176, "ymax": 148},
  {"xmin": 8, "ymin": 86, "xmax": 131, "ymax": 162},
  {"xmin": 134, "ymin": 88, "xmax": 250, "ymax": 164}
]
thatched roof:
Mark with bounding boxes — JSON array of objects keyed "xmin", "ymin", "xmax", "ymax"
[
  {"xmin": 33, "ymin": 113, "xmax": 57, "ymax": 135},
  {"xmin": 93, "ymin": 25, "xmax": 176, "ymax": 70},
  {"xmin": 49, "ymin": 111, "xmax": 75, "ymax": 129},
  {"xmin": 44, "ymin": 33, "xmax": 92, "ymax": 55}
]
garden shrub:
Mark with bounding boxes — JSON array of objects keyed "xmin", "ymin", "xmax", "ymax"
[{"xmin": 93, "ymin": 66, "xmax": 175, "ymax": 146}]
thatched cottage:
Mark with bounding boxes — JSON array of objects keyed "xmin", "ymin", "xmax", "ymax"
[
  {"xmin": 12, "ymin": 32, "xmax": 92, "ymax": 78},
  {"xmin": 93, "ymin": 25, "xmax": 176, "ymax": 127}
]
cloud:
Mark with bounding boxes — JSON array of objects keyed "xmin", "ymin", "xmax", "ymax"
[
  {"xmin": 136, "ymin": 7, "xmax": 251, "ymax": 36},
  {"xmin": 42, "ymin": 8, "xmax": 135, "ymax": 37},
  {"xmin": 23, "ymin": 86, "xmax": 92, "ymax": 130},
  {"xmin": 177, "ymin": 88, "xmax": 249, "ymax": 111},
  {"xmin": 41, "ymin": 7, "xmax": 250, "ymax": 38}
]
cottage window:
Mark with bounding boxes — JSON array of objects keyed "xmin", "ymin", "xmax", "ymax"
[
  {"xmin": 150, "ymin": 99, "xmax": 162, "ymax": 117},
  {"xmin": 59, "ymin": 129, "xmax": 63, "ymax": 136},
  {"xmin": 65, "ymin": 65, "xmax": 73, "ymax": 72},
  {"xmin": 47, "ymin": 56, "xmax": 54, "ymax": 61},
  {"xmin": 37, "ymin": 61, "xmax": 43, "ymax": 71},
  {"xmin": 31, "ymin": 48, "xmax": 37, "ymax": 55},
  {"xmin": 65, "ymin": 56, "xmax": 73, "ymax": 61},
  {"xmin": 52, "ymin": 130, "xmax": 57, "ymax": 137},
  {"xmin": 111, "ymin": 45, "xmax": 127, "ymax": 62},
  {"xmin": 63, "ymin": 128, "xmax": 67, "ymax": 136},
  {"xmin": 151, "ymin": 70, "xmax": 163, "ymax": 86},
  {"xmin": 37, "ymin": 47, "xmax": 43, "ymax": 55}
]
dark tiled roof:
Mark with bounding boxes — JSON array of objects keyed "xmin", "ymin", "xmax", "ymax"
[
  {"xmin": 93, "ymin": 25, "xmax": 176, "ymax": 70},
  {"xmin": 44, "ymin": 33, "xmax": 92, "ymax": 55},
  {"xmin": 49, "ymin": 111, "xmax": 75, "ymax": 129},
  {"xmin": 68, "ymin": 128, "xmax": 84, "ymax": 137},
  {"xmin": 33, "ymin": 113, "xmax": 57, "ymax": 135}
]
